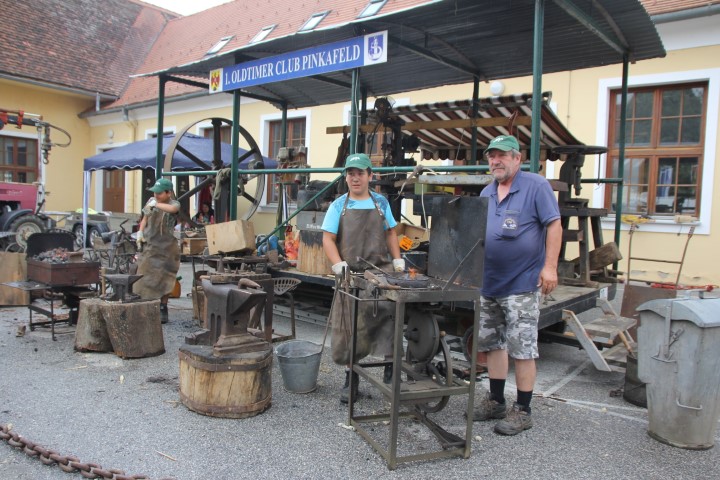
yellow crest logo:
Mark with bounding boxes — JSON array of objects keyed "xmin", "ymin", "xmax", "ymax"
[{"xmin": 209, "ymin": 69, "xmax": 222, "ymax": 92}]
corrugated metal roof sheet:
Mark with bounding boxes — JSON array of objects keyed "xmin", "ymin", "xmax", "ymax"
[{"xmin": 138, "ymin": 0, "xmax": 665, "ymax": 110}]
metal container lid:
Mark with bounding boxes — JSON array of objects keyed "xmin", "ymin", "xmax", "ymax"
[{"xmin": 637, "ymin": 297, "xmax": 720, "ymax": 328}]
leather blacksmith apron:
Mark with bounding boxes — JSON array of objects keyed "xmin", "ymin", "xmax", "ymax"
[
  {"xmin": 329, "ymin": 193, "xmax": 395, "ymax": 365},
  {"xmin": 134, "ymin": 206, "xmax": 180, "ymax": 300}
]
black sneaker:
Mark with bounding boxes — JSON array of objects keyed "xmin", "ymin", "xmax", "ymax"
[
  {"xmin": 383, "ymin": 364, "xmax": 393, "ymax": 384},
  {"xmin": 160, "ymin": 304, "xmax": 169, "ymax": 324},
  {"xmin": 494, "ymin": 403, "xmax": 533, "ymax": 435},
  {"xmin": 466, "ymin": 391, "xmax": 507, "ymax": 422},
  {"xmin": 340, "ymin": 371, "xmax": 359, "ymax": 404}
]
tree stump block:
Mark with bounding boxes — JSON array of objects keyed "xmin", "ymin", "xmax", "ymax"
[
  {"xmin": 74, "ymin": 298, "xmax": 113, "ymax": 352},
  {"xmin": 100, "ymin": 299, "xmax": 165, "ymax": 359}
]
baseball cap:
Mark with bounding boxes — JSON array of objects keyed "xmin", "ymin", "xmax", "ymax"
[
  {"xmin": 148, "ymin": 178, "xmax": 174, "ymax": 193},
  {"xmin": 486, "ymin": 135, "xmax": 520, "ymax": 153},
  {"xmin": 344, "ymin": 153, "xmax": 372, "ymax": 172}
]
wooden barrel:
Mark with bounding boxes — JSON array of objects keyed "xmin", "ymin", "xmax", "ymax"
[
  {"xmin": 178, "ymin": 344, "xmax": 272, "ymax": 418},
  {"xmin": 297, "ymin": 230, "xmax": 332, "ymax": 275}
]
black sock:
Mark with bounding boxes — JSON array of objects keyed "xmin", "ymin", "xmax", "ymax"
[
  {"xmin": 517, "ymin": 390, "xmax": 533, "ymax": 413},
  {"xmin": 489, "ymin": 378, "xmax": 506, "ymax": 404}
]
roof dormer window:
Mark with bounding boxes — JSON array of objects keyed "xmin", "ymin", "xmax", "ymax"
[
  {"xmin": 357, "ymin": 0, "xmax": 387, "ymax": 19},
  {"xmin": 250, "ymin": 25, "xmax": 276, "ymax": 44},
  {"xmin": 299, "ymin": 11, "xmax": 330, "ymax": 32},
  {"xmin": 206, "ymin": 36, "xmax": 233, "ymax": 56}
]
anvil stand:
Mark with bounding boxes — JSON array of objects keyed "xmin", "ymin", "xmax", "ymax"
[{"xmin": 340, "ymin": 275, "xmax": 481, "ymax": 470}]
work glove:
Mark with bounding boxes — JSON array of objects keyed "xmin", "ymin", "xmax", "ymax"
[
  {"xmin": 332, "ymin": 261, "xmax": 349, "ymax": 276},
  {"xmin": 392, "ymin": 258, "xmax": 406, "ymax": 272},
  {"xmin": 142, "ymin": 197, "xmax": 157, "ymax": 216},
  {"xmin": 136, "ymin": 230, "xmax": 145, "ymax": 250}
]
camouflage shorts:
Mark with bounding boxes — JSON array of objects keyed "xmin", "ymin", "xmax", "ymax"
[{"xmin": 477, "ymin": 291, "xmax": 540, "ymax": 359}]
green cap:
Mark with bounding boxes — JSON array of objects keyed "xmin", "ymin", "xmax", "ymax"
[
  {"xmin": 344, "ymin": 153, "xmax": 372, "ymax": 172},
  {"xmin": 148, "ymin": 178, "xmax": 174, "ymax": 193},
  {"xmin": 486, "ymin": 135, "xmax": 520, "ymax": 153}
]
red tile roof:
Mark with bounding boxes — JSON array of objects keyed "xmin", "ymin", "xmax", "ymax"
[
  {"xmin": 110, "ymin": 0, "xmax": 431, "ymax": 109},
  {"xmin": 4, "ymin": 0, "xmax": 708, "ymax": 111},
  {"xmin": 0, "ymin": 0, "xmax": 175, "ymax": 98}
]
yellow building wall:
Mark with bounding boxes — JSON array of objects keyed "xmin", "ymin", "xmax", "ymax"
[
  {"xmin": 1, "ymin": 78, "xmax": 95, "ymax": 212},
  {"xmin": 33, "ymin": 41, "xmax": 720, "ymax": 285}
]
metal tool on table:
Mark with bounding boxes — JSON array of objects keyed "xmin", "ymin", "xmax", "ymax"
[{"xmin": 358, "ymin": 256, "xmax": 433, "ymax": 289}]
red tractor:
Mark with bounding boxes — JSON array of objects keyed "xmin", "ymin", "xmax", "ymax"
[
  {"xmin": 0, "ymin": 181, "xmax": 49, "ymax": 251},
  {"xmin": 0, "ymin": 108, "xmax": 75, "ymax": 251},
  {"xmin": 1, "ymin": 108, "xmax": 115, "ymax": 251}
]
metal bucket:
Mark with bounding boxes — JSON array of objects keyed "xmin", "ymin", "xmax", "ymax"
[
  {"xmin": 623, "ymin": 353, "xmax": 647, "ymax": 408},
  {"xmin": 275, "ymin": 340, "xmax": 322, "ymax": 393}
]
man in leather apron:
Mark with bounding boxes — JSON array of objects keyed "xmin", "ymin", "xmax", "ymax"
[
  {"xmin": 134, "ymin": 178, "xmax": 181, "ymax": 324},
  {"xmin": 322, "ymin": 153, "xmax": 405, "ymax": 404}
]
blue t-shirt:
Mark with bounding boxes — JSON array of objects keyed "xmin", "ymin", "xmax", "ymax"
[
  {"xmin": 321, "ymin": 192, "xmax": 397, "ymax": 234},
  {"xmin": 480, "ymin": 171, "xmax": 560, "ymax": 297}
]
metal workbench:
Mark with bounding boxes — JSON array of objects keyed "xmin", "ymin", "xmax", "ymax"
[{"xmin": 340, "ymin": 274, "xmax": 481, "ymax": 470}]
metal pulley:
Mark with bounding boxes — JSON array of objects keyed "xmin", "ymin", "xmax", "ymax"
[{"xmin": 404, "ymin": 308, "xmax": 440, "ymax": 364}]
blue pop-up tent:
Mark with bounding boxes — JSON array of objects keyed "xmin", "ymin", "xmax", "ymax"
[
  {"xmin": 83, "ymin": 133, "xmax": 276, "ymax": 171},
  {"xmin": 80, "ymin": 134, "xmax": 277, "ymax": 236}
]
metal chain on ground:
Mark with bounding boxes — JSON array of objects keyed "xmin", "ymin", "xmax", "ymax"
[{"xmin": 1, "ymin": 423, "xmax": 174, "ymax": 480}]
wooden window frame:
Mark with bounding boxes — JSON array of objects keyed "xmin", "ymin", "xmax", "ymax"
[
  {"xmin": 605, "ymin": 82, "xmax": 707, "ymax": 217},
  {"xmin": 0, "ymin": 135, "xmax": 39, "ymax": 183}
]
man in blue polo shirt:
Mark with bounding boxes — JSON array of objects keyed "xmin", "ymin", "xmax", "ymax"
[{"xmin": 470, "ymin": 135, "xmax": 562, "ymax": 435}]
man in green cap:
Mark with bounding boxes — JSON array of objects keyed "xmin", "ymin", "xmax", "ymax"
[
  {"xmin": 470, "ymin": 134, "xmax": 562, "ymax": 435},
  {"xmin": 321, "ymin": 153, "xmax": 405, "ymax": 403},
  {"xmin": 133, "ymin": 177, "xmax": 181, "ymax": 324}
]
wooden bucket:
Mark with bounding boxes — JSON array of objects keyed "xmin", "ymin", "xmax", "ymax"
[{"xmin": 178, "ymin": 344, "xmax": 272, "ymax": 418}]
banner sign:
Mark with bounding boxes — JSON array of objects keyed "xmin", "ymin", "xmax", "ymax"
[{"xmin": 209, "ymin": 31, "xmax": 387, "ymax": 94}]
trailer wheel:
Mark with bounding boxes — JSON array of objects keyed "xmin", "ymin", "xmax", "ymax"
[
  {"xmin": 72, "ymin": 224, "xmax": 86, "ymax": 248},
  {"xmin": 73, "ymin": 223, "xmax": 107, "ymax": 248},
  {"xmin": 9, "ymin": 215, "xmax": 46, "ymax": 251}
]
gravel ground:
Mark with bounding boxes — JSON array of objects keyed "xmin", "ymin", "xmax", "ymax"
[{"xmin": 2, "ymin": 264, "xmax": 719, "ymax": 479}]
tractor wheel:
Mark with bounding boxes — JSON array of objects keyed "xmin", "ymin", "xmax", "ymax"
[{"xmin": 9, "ymin": 215, "xmax": 46, "ymax": 251}]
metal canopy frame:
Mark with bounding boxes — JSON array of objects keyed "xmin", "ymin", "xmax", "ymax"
[{"xmin": 144, "ymin": 0, "xmax": 663, "ymax": 228}]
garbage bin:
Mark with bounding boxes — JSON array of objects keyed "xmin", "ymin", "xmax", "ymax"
[{"xmin": 637, "ymin": 296, "xmax": 720, "ymax": 450}]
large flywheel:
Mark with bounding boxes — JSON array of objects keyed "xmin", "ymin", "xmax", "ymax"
[{"xmin": 164, "ymin": 118, "xmax": 267, "ymax": 220}]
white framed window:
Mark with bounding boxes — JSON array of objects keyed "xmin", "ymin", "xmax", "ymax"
[
  {"xmin": 595, "ymin": 68, "xmax": 720, "ymax": 235},
  {"xmin": 250, "ymin": 25, "xmax": 276, "ymax": 44},
  {"xmin": 299, "ymin": 11, "xmax": 330, "ymax": 32}
]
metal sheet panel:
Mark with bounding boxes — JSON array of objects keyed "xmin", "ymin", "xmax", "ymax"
[{"xmin": 427, "ymin": 196, "xmax": 487, "ymax": 289}]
